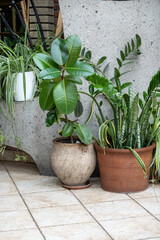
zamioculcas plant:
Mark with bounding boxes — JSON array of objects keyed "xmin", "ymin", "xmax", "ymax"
[
  {"xmin": 79, "ymin": 34, "xmax": 160, "ymax": 190},
  {"xmin": 33, "ymin": 35, "xmax": 94, "ymax": 144}
]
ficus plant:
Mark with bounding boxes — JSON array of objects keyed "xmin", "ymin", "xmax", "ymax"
[
  {"xmin": 81, "ymin": 34, "xmax": 160, "ymax": 180},
  {"xmin": 33, "ymin": 35, "xmax": 94, "ymax": 145}
]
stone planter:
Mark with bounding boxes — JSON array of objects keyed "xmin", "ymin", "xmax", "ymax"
[{"xmin": 51, "ymin": 136, "xmax": 96, "ymax": 188}]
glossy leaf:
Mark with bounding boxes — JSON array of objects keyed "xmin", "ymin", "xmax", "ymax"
[
  {"xmin": 120, "ymin": 51, "xmax": 125, "ymax": 61},
  {"xmin": 66, "ymin": 35, "xmax": 81, "ymax": 66},
  {"xmin": 66, "ymin": 60, "xmax": 94, "ymax": 77},
  {"xmin": 33, "ymin": 53, "xmax": 58, "ymax": 70},
  {"xmin": 62, "ymin": 122, "xmax": 74, "ymax": 137},
  {"xmin": 39, "ymin": 67, "xmax": 61, "ymax": 79},
  {"xmin": 53, "ymin": 79, "xmax": 78, "ymax": 114},
  {"xmin": 89, "ymin": 84, "xmax": 94, "ymax": 95},
  {"xmin": 51, "ymin": 38, "xmax": 69, "ymax": 65},
  {"xmin": 117, "ymin": 58, "xmax": 122, "ymax": 67},
  {"xmin": 39, "ymin": 82, "xmax": 55, "ymax": 111},
  {"xmin": 76, "ymin": 124, "xmax": 92, "ymax": 145}
]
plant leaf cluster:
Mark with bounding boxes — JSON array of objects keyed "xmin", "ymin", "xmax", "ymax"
[{"xmin": 33, "ymin": 35, "xmax": 94, "ymax": 145}]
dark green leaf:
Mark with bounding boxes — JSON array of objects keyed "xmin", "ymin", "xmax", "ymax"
[
  {"xmin": 51, "ymin": 38, "xmax": 69, "ymax": 65},
  {"xmin": 39, "ymin": 82, "xmax": 55, "ymax": 111},
  {"xmin": 121, "ymin": 82, "xmax": 131, "ymax": 90},
  {"xmin": 81, "ymin": 47, "xmax": 85, "ymax": 56},
  {"xmin": 97, "ymin": 56, "xmax": 107, "ymax": 65},
  {"xmin": 89, "ymin": 84, "xmax": 94, "ymax": 95},
  {"xmin": 62, "ymin": 122, "xmax": 74, "ymax": 137},
  {"xmin": 120, "ymin": 51, "xmax": 125, "ymax": 61},
  {"xmin": 125, "ymin": 45, "xmax": 128, "ymax": 56},
  {"xmin": 136, "ymin": 34, "xmax": 141, "ymax": 49},
  {"xmin": 128, "ymin": 42, "xmax": 131, "ymax": 53},
  {"xmin": 131, "ymin": 39, "xmax": 135, "ymax": 50},
  {"xmin": 74, "ymin": 100, "xmax": 83, "ymax": 118},
  {"xmin": 143, "ymin": 91, "xmax": 148, "ymax": 101},
  {"xmin": 65, "ymin": 35, "xmax": 81, "ymax": 66},
  {"xmin": 117, "ymin": 58, "xmax": 122, "ymax": 67},
  {"xmin": 85, "ymin": 50, "xmax": 92, "ymax": 60},
  {"xmin": 45, "ymin": 110, "xmax": 57, "ymax": 127}
]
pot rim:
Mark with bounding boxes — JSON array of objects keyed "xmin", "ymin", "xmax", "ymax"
[
  {"xmin": 53, "ymin": 136, "xmax": 93, "ymax": 146},
  {"xmin": 94, "ymin": 141, "xmax": 156, "ymax": 153}
]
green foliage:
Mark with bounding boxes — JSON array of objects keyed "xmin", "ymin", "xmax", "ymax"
[{"xmin": 34, "ymin": 35, "xmax": 94, "ymax": 145}]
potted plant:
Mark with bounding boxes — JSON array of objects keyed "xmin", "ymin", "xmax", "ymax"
[
  {"xmin": 33, "ymin": 35, "xmax": 96, "ymax": 189},
  {"xmin": 83, "ymin": 35, "xmax": 160, "ymax": 192}
]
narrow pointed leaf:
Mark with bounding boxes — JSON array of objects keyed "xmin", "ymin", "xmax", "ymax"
[{"xmin": 97, "ymin": 56, "xmax": 107, "ymax": 65}]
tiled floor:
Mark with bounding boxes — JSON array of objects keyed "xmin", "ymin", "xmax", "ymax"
[{"xmin": 0, "ymin": 161, "xmax": 160, "ymax": 240}]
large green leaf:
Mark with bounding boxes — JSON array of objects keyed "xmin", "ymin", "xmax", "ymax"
[
  {"xmin": 147, "ymin": 71, "xmax": 160, "ymax": 96},
  {"xmin": 65, "ymin": 35, "xmax": 81, "ymax": 66},
  {"xmin": 39, "ymin": 82, "xmax": 55, "ymax": 111},
  {"xmin": 76, "ymin": 124, "xmax": 92, "ymax": 145},
  {"xmin": 62, "ymin": 122, "xmax": 74, "ymax": 137},
  {"xmin": 51, "ymin": 38, "xmax": 69, "ymax": 65},
  {"xmin": 39, "ymin": 67, "xmax": 61, "ymax": 79},
  {"xmin": 53, "ymin": 79, "xmax": 78, "ymax": 114},
  {"xmin": 66, "ymin": 60, "xmax": 94, "ymax": 77},
  {"xmin": 33, "ymin": 53, "xmax": 58, "ymax": 70}
]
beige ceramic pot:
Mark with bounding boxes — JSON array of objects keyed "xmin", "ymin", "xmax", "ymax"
[{"xmin": 51, "ymin": 136, "xmax": 96, "ymax": 187}]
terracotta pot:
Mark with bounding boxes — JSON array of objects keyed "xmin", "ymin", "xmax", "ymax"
[
  {"xmin": 95, "ymin": 142, "xmax": 155, "ymax": 193},
  {"xmin": 51, "ymin": 136, "xmax": 96, "ymax": 186}
]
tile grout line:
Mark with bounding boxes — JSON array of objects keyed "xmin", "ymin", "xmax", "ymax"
[
  {"xmin": 70, "ymin": 190, "xmax": 114, "ymax": 240},
  {"xmin": 4, "ymin": 166, "xmax": 46, "ymax": 240},
  {"xmin": 127, "ymin": 193, "xmax": 160, "ymax": 222}
]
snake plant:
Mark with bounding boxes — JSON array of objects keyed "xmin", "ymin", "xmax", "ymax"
[{"xmin": 82, "ymin": 34, "xmax": 160, "ymax": 179}]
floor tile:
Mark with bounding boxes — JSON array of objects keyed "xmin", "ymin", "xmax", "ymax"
[
  {"xmin": 0, "ymin": 229, "xmax": 44, "ymax": 240},
  {"xmin": 128, "ymin": 184, "xmax": 160, "ymax": 199},
  {"xmin": 85, "ymin": 199, "xmax": 149, "ymax": 221},
  {"xmin": 15, "ymin": 176, "xmax": 63, "ymax": 194},
  {"xmin": 0, "ymin": 180, "xmax": 18, "ymax": 196},
  {"xmin": 0, "ymin": 164, "xmax": 10, "ymax": 181},
  {"xmin": 31, "ymin": 205, "xmax": 94, "ymax": 227},
  {"xmin": 23, "ymin": 190, "xmax": 79, "ymax": 209},
  {"xmin": 0, "ymin": 194, "xmax": 26, "ymax": 212},
  {"xmin": 71, "ymin": 187, "xmax": 129, "ymax": 204},
  {"xmin": 136, "ymin": 197, "xmax": 160, "ymax": 216},
  {"xmin": 4, "ymin": 162, "xmax": 40, "ymax": 181},
  {"xmin": 41, "ymin": 222, "xmax": 111, "ymax": 240},
  {"xmin": 0, "ymin": 210, "xmax": 36, "ymax": 231},
  {"xmin": 100, "ymin": 216, "xmax": 160, "ymax": 240}
]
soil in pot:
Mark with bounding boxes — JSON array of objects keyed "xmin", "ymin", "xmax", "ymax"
[{"xmin": 95, "ymin": 142, "xmax": 155, "ymax": 193}]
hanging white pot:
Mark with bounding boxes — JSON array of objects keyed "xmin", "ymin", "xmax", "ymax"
[{"xmin": 13, "ymin": 71, "xmax": 36, "ymax": 102}]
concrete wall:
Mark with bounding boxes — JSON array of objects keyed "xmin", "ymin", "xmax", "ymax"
[{"xmin": 0, "ymin": 0, "xmax": 159, "ymax": 175}]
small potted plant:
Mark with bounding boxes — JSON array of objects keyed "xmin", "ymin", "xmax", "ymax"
[
  {"xmin": 33, "ymin": 35, "xmax": 96, "ymax": 189},
  {"xmin": 83, "ymin": 35, "xmax": 160, "ymax": 192}
]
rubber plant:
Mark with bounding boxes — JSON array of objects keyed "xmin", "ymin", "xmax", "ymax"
[
  {"xmin": 80, "ymin": 34, "xmax": 160, "ymax": 180},
  {"xmin": 33, "ymin": 35, "xmax": 94, "ymax": 145}
]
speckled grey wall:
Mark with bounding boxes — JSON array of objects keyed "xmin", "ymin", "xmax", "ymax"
[{"xmin": 1, "ymin": 0, "xmax": 159, "ymax": 175}]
